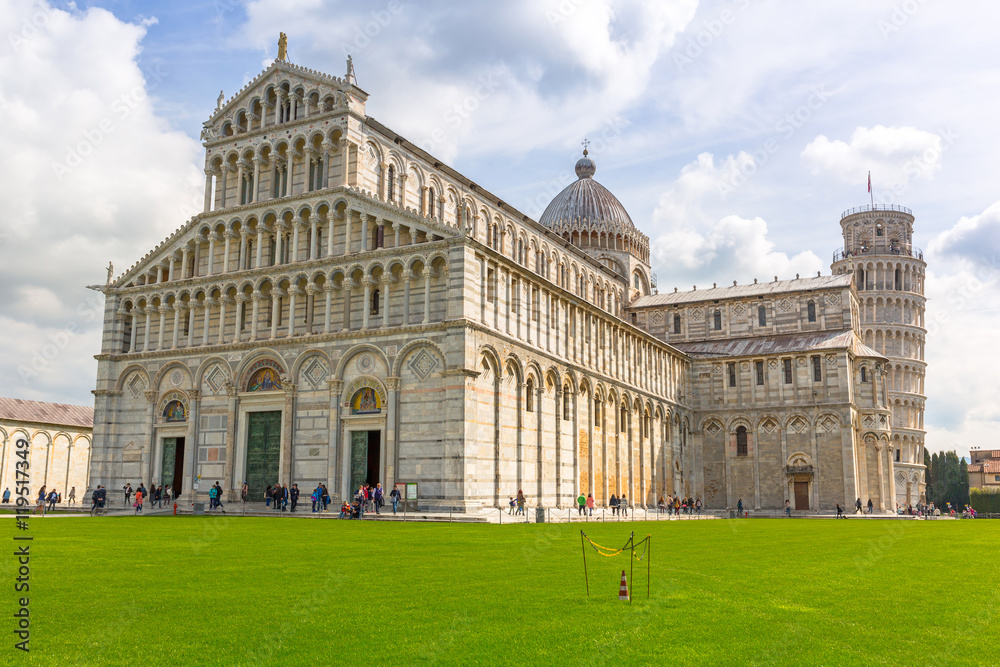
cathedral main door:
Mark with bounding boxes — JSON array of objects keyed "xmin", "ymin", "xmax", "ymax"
[
  {"xmin": 246, "ymin": 411, "xmax": 281, "ymax": 498},
  {"xmin": 794, "ymin": 481, "xmax": 810, "ymax": 510},
  {"xmin": 349, "ymin": 430, "xmax": 381, "ymax": 492},
  {"xmin": 160, "ymin": 437, "xmax": 185, "ymax": 493}
]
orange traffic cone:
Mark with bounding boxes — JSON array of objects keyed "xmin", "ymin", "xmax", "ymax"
[{"xmin": 618, "ymin": 570, "xmax": 630, "ymax": 601}]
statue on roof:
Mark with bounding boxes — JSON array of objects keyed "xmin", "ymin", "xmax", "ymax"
[
  {"xmin": 216, "ymin": 90, "xmax": 224, "ymax": 110},
  {"xmin": 106, "ymin": 261, "xmax": 114, "ymax": 285},
  {"xmin": 346, "ymin": 55, "xmax": 357, "ymax": 85},
  {"xmin": 278, "ymin": 32, "xmax": 288, "ymax": 62}
]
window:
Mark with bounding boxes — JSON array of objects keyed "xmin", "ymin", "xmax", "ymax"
[
  {"xmin": 736, "ymin": 426, "xmax": 748, "ymax": 457},
  {"xmin": 517, "ymin": 239, "xmax": 524, "ymax": 265},
  {"xmin": 370, "ymin": 289, "xmax": 380, "ymax": 315},
  {"xmin": 620, "ymin": 406, "xmax": 628, "ymax": 433},
  {"xmin": 386, "ymin": 164, "xmax": 395, "ymax": 202},
  {"xmin": 995, "ymin": 475, "xmax": 1000, "ymax": 482},
  {"xmin": 713, "ymin": 309, "xmax": 722, "ymax": 331},
  {"xmin": 807, "ymin": 301, "xmax": 816, "ymax": 322},
  {"xmin": 633, "ymin": 273, "xmax": 639, "ymax": 289},
  {"xmin": 812, "ymin": 355, "xmax": 822, "ymax": 382},
  {"xmin": 594, "ymin": 398, "xmax": 601, "ymax": 425},
  {"xmin": 428, "ymin": 188, "xmax": 435, "ymax": 217},
  {"xmin": 783, "ymin": 358, "xmax": 793, "ymax": 384},
  {"xmin": 673, "ymin": 313, "xmax": 681, "ymax": 334},
  {"xmin": 894, "ymin": 449, "xmax": 901, "ymax": 463},
  {"xmin": 876, "ymin": 224, "xmax": 884, "ymax": 236},
  {"xmin": 563, "ymin": 387, "xmax": 571, "ymax": 421},
  {"xmin": 755, "ymin": 361, "xmax": 764, "ymax": 386},
  {"xmin": 758, "ymin": 306, "xmax": 767, "ymax": 326},
  {"xmin": 860, "ymin": 367, "xmax": 869, "ymax": 383},
  {"xmin": 492, "ymin": 225, "xmax": 499, "ymax": 250},
  {"xmin": 525, "ymin": 379, "xmax": 534, "ymax": 412},
  {"xmin": 728, "ymin": 362, "xmax": 737, "ymax": 388}
]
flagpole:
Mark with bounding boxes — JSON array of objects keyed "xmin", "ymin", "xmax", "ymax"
[{"xmin": 868, "ymin": 171, "xmax": 874, "ymax": 209}]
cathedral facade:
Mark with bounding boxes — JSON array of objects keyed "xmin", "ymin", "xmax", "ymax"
[{"xmin": 88, "ymin": 54, "xmax": 925, "ymax": 512}]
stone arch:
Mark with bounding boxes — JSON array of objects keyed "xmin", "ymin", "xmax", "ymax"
[
  {"xmin": 154, "ymin": 361, "xmax": 193, "ymax": 391},
  {"xmin": 391, "ymin": 338, "xmax": 447, "ymax": 377},
  {"xmin": 236, "ymin": 351, "xmax": 286, "ymax": 389},
  {"xmin": 337, "ymin": 344, "xmax": 391, "ymax": 380}
]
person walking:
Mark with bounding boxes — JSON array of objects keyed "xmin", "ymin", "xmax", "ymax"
[
  {"xmin": 215, "ymin": 482, "xmax": 226, "ymax": 513},
  {"xmin": 123, "ymin": 483, "xmax": 132, "ymax": 507},
  {"xmin": 695, "ymin": 497, "xmax": 702, "ymax": 515},
  {"xmin": 516, "ymin": 489, "xmax": 526, "ymax": 516},
  {"xmin": 867, "ymin": 498, "xmax": 874, "ymax": 515},
  {"xmin": 586, "ymin": 493, "xmax": 595, "ymax": 516},
  {"xmin": 577, "ymin": 492, "xmax": 586, "ymax": 516},
  {"xmin": 374, "ymin": 483, "xmax": 384, "ymax": 515},
  {"xmin": 836, "ymin": 503, "xmax": 845, "ymax": 519},
  {"xmin": 47, "ymin": 489, "xmax": 58, "ymax": 512},
  {"xmin": 35, "ymin": 486, "xmax": 47, "ymax": 514},
  {"xmin": 290, "ymin": 483, "xmax": 299, "ymax": 512},
  {"xmin": 312, "ymin": 485, "xmax": 322, "ymax": 513},
  {"xmin": 265, "ymin": 484, "xmax": 273, "ymax": 508},
  {"xmin": 855, "ymin": 497, "xmax": 863, "ymax": 515},
  {"xmin": 208, "ymin": 484, "xmax": 218, "ymax": 511},
  {"xmin": 737, "ymin": 498, "xmax": 744, "ymax": 516},
  {"xmin": 68, "ymin": 487, "xmax": 76, "ymax": 505},
  {"xmin": 785, "ymin": 500, "xmax": 792, "ymax": 517},
  {"xmin": 2, "ymin": 487, "xmax": 10, "ymax": 503},
  {"xmin": 620, "ymin": 493, "xmax": 629, "ymax": 518},
  {"xmin": 609, "ymin": 494, "xmax": 618, "ymax": 516},
  {"xmin": 240, "ymin": 481, "xmax": 249, "ymax": 505},
  {"xmin": 134, "ymin": 488, "xmax": 143, "ymax": 514},
  {"xmin": 390, "ymin": 484, "xmax": 401, "ymax": 515},
  {"xmin": 321, "ymin": 484, "xmax": 331, "ymax": 511}
]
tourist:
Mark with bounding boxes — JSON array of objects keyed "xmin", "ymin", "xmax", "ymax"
[
  {"xmin": 2, "ymin": 487, "xmax": 10, "ymax": 503},
  {"xmin": 785, "ymin": 500, "xmax": 791, "ymax": 517},
  {"xmin": 657, "ymin": 496, "xmax": 665, "ymax": 513},
  {"xmin": 507, "ymin": 497, "xmax": 515, "ymax": 514},
  {"xmin": 339, "ymin": 500, "xmax": 351, "ymax": 519},
  {"xmin": 47, "ymin": 489, "xmax": 59, "ymax": 512},
  {"xmin": 737, "ymin": 498, "xmax": 744, "ymax": 516},
  {"xmin": 620, "ymin": 493, "xmax": 629, "ymax": 517},
  {"xmin": 312, "ymin": 484, "xmax": 322, "ymax": 512},
  {"xmin": 290, "ymin": 483, "xmax": 300, "ymax": 512},
  {"xmin": 577, "ymin": 492, "xmax": 586, "ymax": 516},
  {"xmin": 867, "ymin": 498, "xmax": 874, "ymax": 515},
  {"xmin": 374, "ymin": 483, "xmax": 384, "ymax": 514},
  {"xmin": 208, "ymin": 484, "xmax": 218, "ymax": 510},
  {"xmin": 695, "ymin": 497, "xmax": 702, "ymax": 515},
  {"xmin": 265, "ymin": 484, "xmax": 273, "ymax": 507},
  {"xmin": 836, "ymin": 503, "xmax": 845, "ymax": 518},
  {"xmin": 163, "ymin": 486, "xmax": 172, "ymax": 505},
  {"xmin": 391, "ymin": 485, "xmax": 402, "ymax": 515},
  {"xmin": 681, "ymin": 498, "xmax": 688, "ymax": 515},
  {"xmin": 516, "ymin": 489, "xmax": 526, "ymax": 516},
  {"xmin": 609, "ymin": 494, "xmax": 618, "ymax": 516},
  {"xmin": 855, "ymin": 498, "xmax": 863, "ymax": 514},
  {"xmin": 321, "ymin": 483, "xmax": 331, "ymax": 511},
  {"xmin": 586, "ymin": 493, "xmax": 595, "ymax": 516},
  {"xmin": 240, "ymin": 481, "xmax": 249, "ymax": 504},
  {"xmin": 35, "ymin": 486, "xmax": 47, "ymax": 514},
  {"xmin": 674, "ymin": 497, "xmax": 681, "ymax": 516},
  {"xmin": 215, "ymin": 482, "xmax": 226, "ymax": 513},
  {"xmin": 134, "ymin": 487, "xmax": 143, "ymax": 514},
  {"xmin": 123, "ymin": 483, "xmax": 132, "ymax": 507},
  {"xmin": 68, "ymin": 487, "xmax": 76, "ymax": 505}
]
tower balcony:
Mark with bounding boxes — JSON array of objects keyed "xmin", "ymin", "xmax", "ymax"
[
  {"xmin": 833, "ymin": 244, "xmax": 924, "ymax": 263},
  {"xmin": 841, "ymin": 203, "xmax": 912, "ymax": 219}
]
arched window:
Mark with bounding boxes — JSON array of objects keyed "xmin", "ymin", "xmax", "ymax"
[
  {"xmin": 633, "ymin": 273, "xmax": 640, "ymax": 289},
  {"xmin": 807, "ymin": 301, "xmax": 816, "ymax": 322},
  {"xmin": 428, "ymin": 187, "xmax": 436, "ymax": 217},
  {"xmin": 673, "ymin": 314, "xmax": 681, "ymax": 334},
  {"xmin": 370, "ymin": 288, "xmax": 380, "ymax": 315},
  {"xmin": 563, "ymin": 386, "xmax": 571, "ymax": 421},
  {"xmin": 736, "ymin": 425, "xmax": 748, "ymax": 457},
  {"xmin": 876, "ymin": 223, "xmax": 884, "ymax": 237},
  {"xmin": 517, "ymin": 239, "xmax": 524, "ymax": 265},
  {"xmin": 594, "ymin": 398, "xmax": 601, "ymax": 425},
  {"xmin": 713, "ymin": 310, "xmax": 722, "ymax": 331},
  {"xmin": 860, "ymin": 367, "xmax": 868, "ymax": 383},
  {"xmin": 644, "ymin": 413, "xmax": 650, "ymax": 438},
  {"xmin": 387, "ymin": 164, "xmax": 395, "ymax": 202},
  {"xmin": 620, "ymin": 406, "xmax": 628, "ymax": 433},
  {"xmin": 758, "ymin": 306, "xmax": 767, "ymax": 326},
  {"xmin": 525, "ymin": 379, "xmax": 534, "ymax": 412}
]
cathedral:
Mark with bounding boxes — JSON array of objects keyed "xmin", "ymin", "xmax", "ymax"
[{"xmin": 88, "ymin": 49, "xmax": 926, "ymax": 513}]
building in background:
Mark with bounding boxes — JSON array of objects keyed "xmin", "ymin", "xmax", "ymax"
[
  {"xmin": 0, "ymin": 397, "xmax": 93, "ymax": 501},
  {"xmin": 968, "ymin": 449, "xmax": 1000, "ymax": 490}
]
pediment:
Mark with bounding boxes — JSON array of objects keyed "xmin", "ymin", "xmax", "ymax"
[{"xmin": 202, "ymin": 60, "xmax": 367, "ymax": 141}]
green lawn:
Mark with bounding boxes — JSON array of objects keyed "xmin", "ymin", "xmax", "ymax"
[{"xmin": 6, "ymin": 516, "xmax": 996, "ymax": 665}]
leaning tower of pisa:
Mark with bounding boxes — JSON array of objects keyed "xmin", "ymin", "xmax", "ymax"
[{"xmin": 832, "ymin": 204, "xmax": 927, "ymax": 507}]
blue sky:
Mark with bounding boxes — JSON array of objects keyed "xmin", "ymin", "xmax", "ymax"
[{"xmin": 2, "ymin": 0, "xmax": 999, "ymax": 456}]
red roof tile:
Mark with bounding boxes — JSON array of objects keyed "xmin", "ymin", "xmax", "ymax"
[{"xmin": 0, "ymin": 397, "xmax": 93, "ymax": 429}]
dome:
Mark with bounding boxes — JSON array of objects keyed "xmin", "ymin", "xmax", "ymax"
[{"xmin": 538, "ymin": 151, "xmax": 636, "ymax": 234}]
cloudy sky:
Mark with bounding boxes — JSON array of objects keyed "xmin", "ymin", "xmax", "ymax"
[{"xmin": 2, "ymin": 0, "xmax": 997, "ymax": 457}]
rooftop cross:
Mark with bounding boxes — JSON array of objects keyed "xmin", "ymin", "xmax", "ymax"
[{"xmin": 581, "ymin": 138, "xmax": 590, "ymax": 156}]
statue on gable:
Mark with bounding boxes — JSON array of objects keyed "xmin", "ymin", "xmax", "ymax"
[
  {"xmin": 216, "ymin": 90, "xmax": 224, "ymax": 110},
  {"xmin": 278, "ymin": 32, "xmax": 289, "ymax": 62},
  {"xmin": 106, "ymin": 261, "xmax": 114, "ymax": 285}
]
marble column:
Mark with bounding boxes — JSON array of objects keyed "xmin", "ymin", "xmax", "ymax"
[
  {"xmin": 327, "ymin": 379, "xmax": 343, "ymax": 496},
  {"xmin": 224, "ymin": 384, "xmax": 238, "ymax": 501},
  {"xmin": 143, "ymin": 390, "xmax": 157, "ymax": 488}
]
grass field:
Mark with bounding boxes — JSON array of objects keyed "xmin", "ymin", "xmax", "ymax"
[{"xmin": 6, "ymin": 516, "xmax": 996, "ymax": 665}]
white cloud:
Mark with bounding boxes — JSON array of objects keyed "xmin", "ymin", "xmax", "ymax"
[
  {"xmin": 801, "ymin": 125, "xmax": 949, "ymax": 192},
  {"xmin": 0, "ymin": 1, "xmax": 202, "ymax": 403},
  {"xmin": 650, "ymin": 152, "xmax": 822, "ymax": 286}
]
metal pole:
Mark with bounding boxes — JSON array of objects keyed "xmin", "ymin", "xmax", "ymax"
[
  {"xmin": 581, "ymin": 530, "xmax": 590, "ymax": 597},
  {"xmin": 647, "ymin": 534, "xmax": 651, "ymax": 599},
  {"xmin": 629, "ymin": 531, "xmax": 634, "ymax": 605}
]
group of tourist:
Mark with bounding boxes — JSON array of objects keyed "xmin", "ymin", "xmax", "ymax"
[
  {"xmin": 123, "ymin": 482, "xmax": 173, "ymax": 512},
  {"xmin": 657, "ymin": 495, "xmax": 701, "ymax": 515}
]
